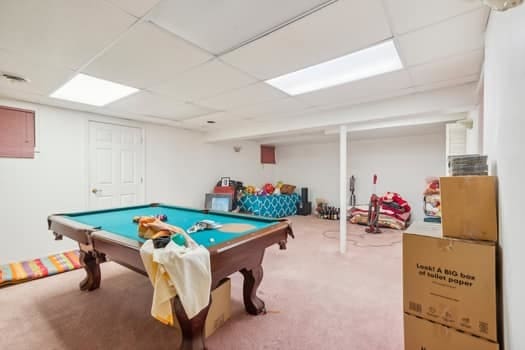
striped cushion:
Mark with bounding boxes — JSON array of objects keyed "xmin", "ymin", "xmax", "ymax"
[{"xmin": 0, "ymin": 250, "xmax": 81, "ymax": 287}]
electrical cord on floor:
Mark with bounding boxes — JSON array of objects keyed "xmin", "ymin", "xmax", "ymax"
[{"xmin": 322, "ymin": 230, "xmax": 402, "ymax": 248}]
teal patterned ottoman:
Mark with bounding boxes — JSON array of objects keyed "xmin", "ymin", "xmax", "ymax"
[{"xmin": 239, "ymin": 193, "xmax": 301, "ymax": 218}]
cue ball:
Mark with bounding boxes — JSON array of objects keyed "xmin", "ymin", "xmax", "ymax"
[{"xmin": 209, "ymin": 238, "xmax": 215, "ymax": 243}]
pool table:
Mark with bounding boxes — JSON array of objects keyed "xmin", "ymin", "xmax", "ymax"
[{"xmin": 48, "ymin": 203, "xmax": 293, "ymax": 350}]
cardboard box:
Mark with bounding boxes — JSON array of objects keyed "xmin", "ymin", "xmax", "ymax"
[
  {"xmin": 173, "ymin": 278, "xmax": 231, "ymax": 338},
  {"xmin": 440, "ymin": 176, "xmax": 498, "ymax": 242},
  {"xmin": 205, "ymin": 278, "xmax": 232, "ymax": 337},
  {"xmin": 404, "ymin": 313, "xmax": 499, "ymax": 350},
  {"xmin": 403, "ymin": 227, "xmax": 497, "ymax": 341}
]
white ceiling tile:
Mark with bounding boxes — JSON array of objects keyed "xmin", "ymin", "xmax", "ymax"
[
  {"xmin": 198, "ymin": 82, "xmax": 288, "ymax": 110},
  {"xmin": 220, "ymin": 0, "xmax": 392, "ymax": 80},
  {"xmin": 90, "ymin": 108, "xmax": 182, "ymax": 126},
  {"xmin": 108, "ymin": 91, "xmax": 216, "ymax": 120},
  {"xmin": 411, "ymin": 74, "xmax": 480, "ymax": 94},
  {"xmin": 321, "ymin": 74, "xmax": 480, "ymax": 110},
  {"xmin": 229, "ymin": 98, "xmax": 315, "ymax": 120},
  {"xmin": 179, "ymin": 112, "xmax": 245, "ymax": 131},
  {"xmin": 0, "ymin": 89, "xmax": 49, "ymax": 106},
  {"xmin": 409, "ymin": 50, "xmax": 483, "ymax": 86},
  {"xmin": 84, "ymin": 22, "xmax": 213, "ymax": 88},
  {"xmin": 383, "ymin": 0, "xmax": 484, "ymax": 35},
  {"xmin": 0, "ymin": 0, "xmax": 136, "ymax": 70},
  {"xmin": 0, "ymin": 50, "xmax": 75, "ymax": 95},
  {"xmin": 0, "ymin": 88, "xmax": 108, "ymax": 115},
  {"xmin": 148, "ymin": 0, "xmax": 332, "ymax": 54},
  {"xmin": 106, "ymin": 0, "xmax": 162, "ymax": 17},
  {"xmin": 149, "ymin": 59, "xmax": 257, "ymax": 101},
  {"xmin": 397, "ymin": 8, "xmax": 489, "ymax": 66},
  {"xmin": 295, "ymin": 70, "xmax": 412, "ymax": 107},
  {"xmin": 209, "ymin": 119, "xmax": 267, "ymax": 132}
]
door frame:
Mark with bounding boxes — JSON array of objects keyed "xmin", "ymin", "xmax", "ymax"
[{"xmin": 85, "ymin": 117, "xmax": 146, "ymax": 209}]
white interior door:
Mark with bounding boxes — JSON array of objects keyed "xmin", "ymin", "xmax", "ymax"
[{"xmin": 88, "ymin": 121, "xmax": 144, "ymax": 209}]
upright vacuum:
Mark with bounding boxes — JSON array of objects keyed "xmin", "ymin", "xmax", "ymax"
[{"xmin": 366, "ymin": 174, "xmax": 382, "ymax": 234}]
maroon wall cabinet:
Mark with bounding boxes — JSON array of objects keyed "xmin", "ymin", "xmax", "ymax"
[
  {"xmin": 261, "ymin": 145, "xmax": 276, "ymax": 164},
  {"xmin": 0, "ymin": 105, "xmax": 36, "ymax": 158}
]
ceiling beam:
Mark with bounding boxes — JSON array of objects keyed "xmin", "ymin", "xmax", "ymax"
[
  {"xmin": 206, "ymin": 82, "xmax": 478, "ymax": 142},
  {"xmin": 323, "ymin": 112, "xmax": 467, "ymax": 134}
]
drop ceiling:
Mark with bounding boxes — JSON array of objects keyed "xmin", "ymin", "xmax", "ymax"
[{"xmin": 0, "ymin": 0, "xmax": 489, "ymax": 141}]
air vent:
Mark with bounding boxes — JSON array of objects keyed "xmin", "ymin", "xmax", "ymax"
[{"xmin": 1, "ymin": 73, "xmax": 29, "ymax": 83}]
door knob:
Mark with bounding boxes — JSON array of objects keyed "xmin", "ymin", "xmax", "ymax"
[{"xmin": 91, "ymin": 188, "xmax": 101, "ymax": 194}]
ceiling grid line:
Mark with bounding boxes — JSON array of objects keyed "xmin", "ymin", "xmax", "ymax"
[
  {"xmin": 0, "ymin": 0, "xmax": 488, "ymax": 136},
  {"xmin": 215, "ymin": 0, "xmax": 340, "ymax": 57},
  {"xmin": 383, "ymin": 1, "xmax": 485, "ymax": 35},
  {"xmin": 378, "ymin": 0, "xmax": 413, "ymax": 86}
]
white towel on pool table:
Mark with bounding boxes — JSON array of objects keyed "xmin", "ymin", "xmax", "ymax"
[{"xmin": 140, "ymin": 240, "xmax": 211, "ymax": 324}]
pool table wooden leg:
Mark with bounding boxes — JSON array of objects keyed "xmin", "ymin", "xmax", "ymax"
[
  {"xmin": 79, "ymin": 249, "xmax": 101, "ymax": 291},
  {"xmin": 172, "ymin": 296, "xmax": 211, "ymax": 350},
  {"xmin": 240, "ymin": 264, "xmax": 266, "ymax": 315}
]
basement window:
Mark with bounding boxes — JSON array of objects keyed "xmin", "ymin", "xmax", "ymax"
[{"xmin": 0, "ymin": 105, "xmax": 35, "ymax": 158}]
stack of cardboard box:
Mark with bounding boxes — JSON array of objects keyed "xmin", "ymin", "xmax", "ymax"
[{"xmin": 403, "ymin": 176, "xmax": 499, "ymax": 350}]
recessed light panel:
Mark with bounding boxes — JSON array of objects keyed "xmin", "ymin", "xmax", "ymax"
[
  {"xmin": 265, "ymin": 40, "xmax": 403, "ymax": 95},
  {"xmin": 50, "ymin": 73, "xmax": 139, "ymax": 106}
]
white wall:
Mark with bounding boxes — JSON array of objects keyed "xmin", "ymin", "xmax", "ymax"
[
  {"xmin": 0, "ymin": 99, "xmax": 88, "ymax": 263},
  {"xmin": 466, "ymin": 106, "xmax": 482, "ymax": 154},
  {"xmin": 274, "ymin": 141, "xmax": 340, "ymax": 207},
  {"xmin": 0, "ymin": 98, "xmax": 273, "ymax": 263},
  {"xmin": 349, "ymin": 132, "xmax": 446, "ymax": 222},
  {"xmin": 484, "ymin": 6, "xmax": 525, "ymax": 350},
  {"xmin": 144, "ymin": 124, "xmax": 275, "ymax": 208},
  {"xmin": 275, "ymin": 130, "xmax": 446, "ymax": 221}
]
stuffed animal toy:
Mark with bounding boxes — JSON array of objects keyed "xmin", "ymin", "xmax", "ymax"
[
  {"xmin": 245, "ymin": 185, "xmax": 256, "ymax": 195},
  {"xmin": 424, "ymin": 178, "xmax": 440, "ymax": 195},
  {"xmin": 280, "ymin": 184, "xmax": 296, "ymax": 194},
  {"xmin": 424, "ymin": 194, "xmax": 441, "ymax": 217},
  {"xmin": 263, "ymin": 183, "xmax": 275, "ymax": 195}
]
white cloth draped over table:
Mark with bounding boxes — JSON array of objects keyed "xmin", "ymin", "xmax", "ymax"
[{"xmin": 140, "ymin": 240, "xmax": 212, "ymax": 325}]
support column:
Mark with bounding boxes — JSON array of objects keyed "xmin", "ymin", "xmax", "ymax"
[{"xmin": 339, "ymin": 125, "xmax": 347, "ymax": 254}]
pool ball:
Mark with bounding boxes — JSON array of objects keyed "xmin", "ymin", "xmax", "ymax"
[
  {"xmin": 155, "ymin": 214, "xmax": 168, "ymax": 222},
  {"xmin": 172, "ymin": 234, "xmax": 186, "ymax": 247}
]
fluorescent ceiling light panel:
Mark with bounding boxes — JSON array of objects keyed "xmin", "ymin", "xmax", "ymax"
[
  {"xmin": 51, "ymin": 73, "xmax": 139, "ymax": 106},
  {"xmin": 265, "ymin": 40, "xmax": 403, "ymax": 95}
]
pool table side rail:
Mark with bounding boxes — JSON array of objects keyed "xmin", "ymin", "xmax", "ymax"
[
  {"xmin": 50, "ymin": 204, "xmax": 158, "ymax": 218},
  {"xmin": 86, "ymin": 220, "xmax": 292, "ymax": 256},
  {"xmin": 91, "ymin": 232, "xmax": 147, "ymax": 276},
  {"xmin": 48, "ymin": 215, "xmax": 98, "ymax": 245},
  {"xmin": 90, "ymin": 221, "xmax": 292, "ymax": 288},
  {"xmin": 53, "ymin": 203, "xmax": 284, "ymax": 224},
  {"xmin": 48, "ymin": 204, "xmax": 294, "ymax": 251}
]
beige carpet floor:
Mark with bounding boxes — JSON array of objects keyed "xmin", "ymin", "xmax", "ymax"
[{"xmin": 0, "ymin": 216, "xmax": 403, "ymax": 350}]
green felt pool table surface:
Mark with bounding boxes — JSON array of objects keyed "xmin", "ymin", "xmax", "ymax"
[{"xmin": 64, "ymin": 204, "xmax": 281, "ymax": 248}]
